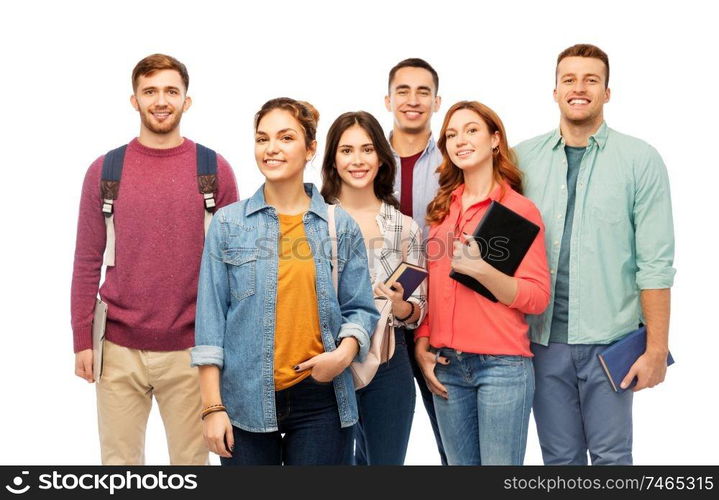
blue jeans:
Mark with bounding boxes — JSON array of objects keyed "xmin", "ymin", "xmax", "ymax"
[
  {"xmin": 532, "ymin": 342, "xmax": 633, "ymax": 465},
  {"xmin": 404, "ymin": 328, "xmax": 448, "ymax": 465},
  {"xmin": 220, "ymin": 377, "xmax": 353, "ymax": 465},
  {"xmin": 353, "ymin": 328, "xmax": 416, "ymax": 465},
  {"xmin": 432, "ymin": 349, "xmax": 534, "ymax": 465}
]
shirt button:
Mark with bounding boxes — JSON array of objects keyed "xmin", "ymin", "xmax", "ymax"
[
  {"xmin": 553, "ymin": 241, "xmax": 559, "ymax": 246},
  {"xmin": 557, "ymin": 214, "xmax": 563, "ymax": 219},
  {"xmin": 579, "ymin": 182, "xmax": 584, "ymax": 187},
  {"xmin": 560, "ymin": 185, "xmax": 566, "ymax": 190},
  {"xmin": 550, "ymin": 269, "xmax": 556, "ymax": 274}
]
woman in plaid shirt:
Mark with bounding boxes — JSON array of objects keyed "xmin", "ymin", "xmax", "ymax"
[{"xmin": 321, "ymin": 111, "xmax": 427, "ymax": 465}]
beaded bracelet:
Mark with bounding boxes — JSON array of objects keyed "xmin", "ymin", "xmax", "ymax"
[{"xmin": 201, "ymin": 404, "xmax": 227, "ymax": 420}]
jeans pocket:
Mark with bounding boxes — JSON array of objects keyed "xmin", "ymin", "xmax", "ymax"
[
  {"xmin": 485, "ymin": 354, "xmax": 526, "ymax": 366},
  {"xmin": 222, "ymin": 247, "xmax": 257, "ymax": 301}
]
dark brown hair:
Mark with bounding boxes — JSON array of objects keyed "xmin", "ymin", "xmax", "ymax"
[
  {"xmin": 426, "ymin": 101, "xmax": 523, "ymax": 226},
  {"xmin": 132, "ymin": 54, "xmax": 189, "ymax": 92},
  {"xmin": 320, "ymin": 111, "xmax": 399, "ymax": 209},
  {"xmin": 254, "ymin": 97, "xmax": 319, "ymax": 147},
  {"xmin": 556, "ymin": 43, "xmax": 610, "ymax": 88},
  {"xmin": 388, "ymin": 58, "xmax": 439, "ymax": 94}
]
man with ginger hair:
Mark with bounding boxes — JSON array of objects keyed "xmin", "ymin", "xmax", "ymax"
[{"xmin": 70, "ymin": 54, "xmax": 238, "ymax": 464}]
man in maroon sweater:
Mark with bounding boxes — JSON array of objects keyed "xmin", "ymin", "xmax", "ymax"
[{"xmin": 71, "ymin": 54, "xmax": 238, "ymax": 464}]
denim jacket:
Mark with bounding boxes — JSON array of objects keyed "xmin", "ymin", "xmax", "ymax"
[{"xmin": 191, "ymin": 183, "xmax": 379, "ymax": 432}]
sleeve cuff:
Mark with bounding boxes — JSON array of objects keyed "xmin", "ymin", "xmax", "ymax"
[
  {"xmin": 338, "ymin": 322, "xmax": 371, "ymax": 363},
  {"xmin": 637, "ymin": 269, "xmax": 676, "ymax": 290},
  {"xmin": 73, "ymin": 324, "xmax": 93, "ymax": 353},
  {"xmin": 508, "ymin": 279, "xmax": 528, "ymax": 310},
  {"xmin": 191, "ymin": 345, "xmax": 225, "ymax": 368}
]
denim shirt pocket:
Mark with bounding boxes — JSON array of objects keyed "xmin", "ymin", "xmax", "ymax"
[{"xmin": 222, "ymin": 247, "xmax": 258, "ymax": 301}]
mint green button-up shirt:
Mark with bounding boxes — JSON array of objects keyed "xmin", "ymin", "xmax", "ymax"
[{"xmin": 514, "ymin": 122, "xmax": 675, "ymax": 346}]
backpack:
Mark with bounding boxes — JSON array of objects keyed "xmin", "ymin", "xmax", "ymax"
[
  {"xmin": 99, "ymin": 143, "xmax": 218, "ymax": 266},
  {"xmin": 327, "ymin": 204, "xmax": 413, "ymax": 390}
]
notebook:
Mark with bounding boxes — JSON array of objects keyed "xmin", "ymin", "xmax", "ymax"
[
  {"xmin": 92, "ymin": 299, "xmax": 108, "ymax": 381},
  {"xmin": 384, "ymin": 262, "xmax": 428, "ymax": 301},
  {"xmin": 449, "ymin": 200, "xmax": 540, "ymax": 302},
  {"xmin": 597, "ymin": 326, "xmax": 675, "ymax": 392}
]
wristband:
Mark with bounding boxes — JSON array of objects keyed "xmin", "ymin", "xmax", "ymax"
[{"xmin": 395, "ymin": 301, "xmax": 416, "ymax": 322}]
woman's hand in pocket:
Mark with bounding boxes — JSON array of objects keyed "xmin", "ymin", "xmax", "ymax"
[
  {"xmin": 414, "ymin": 337, "xmax": 450, "ymax": 399},
  {"xmin": 294, "ymin": 337, "xmax": 359, "ymax": 382}
]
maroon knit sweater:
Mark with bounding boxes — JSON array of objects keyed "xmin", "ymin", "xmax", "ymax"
[{"xmin": 71, "ymin": 138, "xmax": 238, "ymax": 352}]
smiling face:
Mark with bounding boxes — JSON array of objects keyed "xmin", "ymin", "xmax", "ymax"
[
  {"xmin": 254, "ymin": 109, "xmax": 316, "ymax": 183},
  {"xmin": 334, "ymin": 124, "xmax": 381, "ymax": 192},
  {"xmin": 131, "ymin": 69, "xmax": 191, "ymax": 135},
  {"xmin": 444, "ymin": 108, "xmax": 499, "ymax": 172},
  {"xmin": 385, "ymin": 66, "xmax": 441, "ymax": 134},
  {"xmin": 554, "ymin": 56, "xmax": 610, "ymax": 127}
]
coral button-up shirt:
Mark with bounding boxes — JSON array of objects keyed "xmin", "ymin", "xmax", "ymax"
[{"xmin": 415, "ymin": 183, "xmax": 550, "ymax": 357}]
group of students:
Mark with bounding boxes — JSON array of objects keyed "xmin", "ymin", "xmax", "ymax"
[{"xmin": 71, "ymin": 44, "xmax": 675, "ymax": 466}]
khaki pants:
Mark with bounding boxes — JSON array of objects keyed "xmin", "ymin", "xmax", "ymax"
[{"xmin": 96, "ymin": 340, "xmax": 209, "ymax": 465}]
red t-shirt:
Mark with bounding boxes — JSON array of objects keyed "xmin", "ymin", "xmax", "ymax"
[{"xmin": 399, "ymin": 151, "xmax": 423, "ymax": 217}]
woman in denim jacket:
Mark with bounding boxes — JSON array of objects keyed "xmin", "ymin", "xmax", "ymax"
[
  {"xmin": 191, "ymin": 98, "xmax": 379, "ymax": 465},
  {"xmin": 321, "ymin": 111, "xmax": 427, "ymax": 464}
]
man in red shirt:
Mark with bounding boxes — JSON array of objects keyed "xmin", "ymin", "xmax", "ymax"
[
  {"xmin": 385, "ymin": 58, "xmax": 446, "ymax": 464},
  {"xmin": 70, "ymin": 54, "xmax": 238, "ymax": 464}
]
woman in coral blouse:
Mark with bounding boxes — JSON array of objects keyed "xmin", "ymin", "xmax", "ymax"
[{"xmin": 415, "ymin": 101, "xmax": 550, "ymax": 465}]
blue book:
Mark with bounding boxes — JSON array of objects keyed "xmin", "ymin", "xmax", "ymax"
[
  {"xmin": 597, "ymin": 326, "xmax": 675, "ymax": 392},
  {"xmin": 384, "ymin": 262, "xmax": 428, "ymax": 301}
]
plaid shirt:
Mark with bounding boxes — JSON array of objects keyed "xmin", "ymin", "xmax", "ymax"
[{"xmin": 368, "ymin": 202, "xmax": 428, "ymax": 329}]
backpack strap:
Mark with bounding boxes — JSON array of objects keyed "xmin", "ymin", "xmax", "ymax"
[
  {"xmin": 196, "ymin": 143, "xmax": 218, "ymax": 235},
  {"xmin": 100, "ymin": 145, "xmax": 127, "ymax": 267},
  {"xmin": 327, "ymin": 205, "xmax": 338, "ymax": 293},
  {"xmin": 99, "ymin": 142, "xmax": 219, "ymax": 267}
]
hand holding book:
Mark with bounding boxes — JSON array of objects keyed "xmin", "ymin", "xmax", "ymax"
[
  {"xmin": 383, "ymin": 262, "xmax": 427, "ymax": 301},
  {"xmin": 374, "ymin": 281, "xmax": 413, "ymax": 320},
  {"xmin": 450, "ymin": 234, "xmax": 488, "ymax": 279},
  {"xmin": 620, "ymin": 348, "xmax": 671, "ymax": 391},
  {"xmin": 597, "ymin": 326, "xmax": 674, "ymax": 392},
  {"xmin": 449, "ymin": 200, "xmax": 540, "ymax": 303},
  {"xmin": 451, "ymin": 235, "xmax": 520, "ymax": 306}
]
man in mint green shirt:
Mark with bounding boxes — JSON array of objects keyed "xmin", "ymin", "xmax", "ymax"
[{"xmin": 514, "ymin": 44, "xmax": 675, "ymax": 465}]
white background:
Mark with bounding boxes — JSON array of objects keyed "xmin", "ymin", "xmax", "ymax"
[{"xmin": 1, "ymin": 0, "xmax": 717, "ymax": 465}]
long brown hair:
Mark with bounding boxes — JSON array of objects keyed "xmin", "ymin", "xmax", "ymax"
[
  {"xmin": 425, "ymin": 101, "xmax": 522, "ymax": 226},
  {"xmin": 320, "ymin": 111, "xmax": 399, "ymax": 208}
]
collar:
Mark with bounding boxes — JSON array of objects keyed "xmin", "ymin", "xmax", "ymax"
[
  {"xmin": 551, "ymin": 121, "xmax": 609, "ymax": 151},
  {"xmin": 449, "ymin": 181, "xmax": 505, "ymax": 206},
  {"xmin": 245, "ymin": 183, "xmax": 329, "ymax": 221},
  {"xmin": 388, "ymin": 131, "xmax": 437, "ymax": 159}
]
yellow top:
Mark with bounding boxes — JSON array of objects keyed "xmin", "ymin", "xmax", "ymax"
[{"xmin": 273, "ymin": 213, "xmax": 325, "ymax": 390}]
